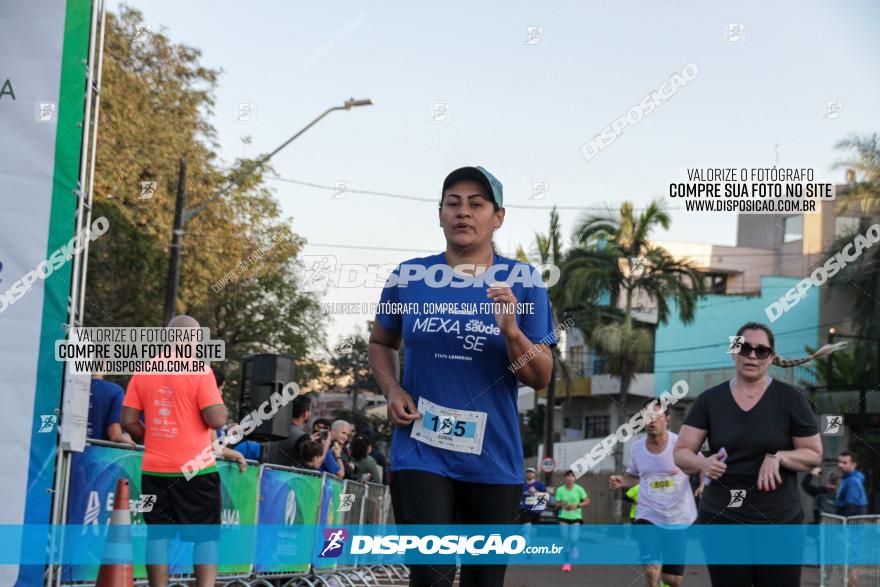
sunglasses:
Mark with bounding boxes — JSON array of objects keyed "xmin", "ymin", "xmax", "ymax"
[{"xmin": 737, "ymin": 342, "xmax": 773, "ymax": 359}]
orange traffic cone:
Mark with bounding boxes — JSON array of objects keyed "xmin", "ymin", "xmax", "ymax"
[{"xmin": 95, "ymin": 478, "xmax": 134, "ymax": 586}]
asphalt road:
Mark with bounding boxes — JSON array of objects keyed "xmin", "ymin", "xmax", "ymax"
[{"xmin": 504, "ymin": 564, "xmax": 822, "ymax": 586}]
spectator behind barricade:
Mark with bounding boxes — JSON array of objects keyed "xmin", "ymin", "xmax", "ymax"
[
  {"xmin": 209, "ymin": 368, "xmax": 249, "ymax": 470},
  {"xmin": 360, "ymin": 426, "xmax": 388, "ymax": 484},
  {"xmin": 218, "ymin": 424, "xmax": 260, "ymax": 461},
  {"xmin": 315, "ymin": 419, "xmax": 344, "ymax": 477},
  {"xmin": 88, "ymin": 371, "xmax": 135, "ymax": 448},
  {"xmin": 290, "ymin": 394, "xmax": 313, "ymax": 442},
  {"xmin": 351, "ymin": 435, "xmax": 382, "ymax": 483},
  {"xmin": 801, "ymin": 467, "xmax": 841, "ymax": 523},
  {"xmin": 260, "ymin": 392, "xmax": 314, "ymax": 464},
  {"xmin": 295, "ymin": 439, "xmax": 325, "ymax": 472},
  {"xmin": 836, "ymin": 451, "xmax": 869, "ymax": 516},
  {"xmin": 263, "ymin": 396, "xmax": 330, "ymax": 468},
  {"xmin": 312, "ymin": 418, "xmax": 331, "ymax": 435},
  {"xmin": 331, "ymin": 420, "xmax": 357, "ymax": 479}
]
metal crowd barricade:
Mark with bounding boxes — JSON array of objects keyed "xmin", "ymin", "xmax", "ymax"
[
  {"xmin": 844, "ymin": 515, "xmax": 880, "ymax": 587},
  {"xmin": 363, "ymin": 482, "xmax": 388, "ymax": 526},
  {"xmin": 820, "ymin": 513, "xmax": 880, "ymax": 587},
  {"xmin": 341, "ymin": 479, "xmax": 368, "ymax": 526},
  {"xmin": 322, "ymin": 479, "xmax": 370, "ymax": 585},
  {"xmin": 57, "ymin": 439, "xmax": 260, "ymax": 587},
  {"xmin": 250, "ymin": 463, "xmax": 326, "ymax": 586},
  {"xmin": 309, "ymin": 479, "xmax": 400, "ymax": 587},
  {"xmin": 310, "ymin": 477, "xmax": 364, "ymax": 587},
  {"xmin": 820, "ymin": 513, "xmax": 847, "ymax": 587},
  {"xmin": 54, "ymin": 439, "xmax": 399, "ymax": 586}
]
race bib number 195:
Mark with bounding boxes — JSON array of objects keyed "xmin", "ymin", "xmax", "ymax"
[{"xmin": 410, "ymin": 397, "xmax": 487, "ymax": 455}]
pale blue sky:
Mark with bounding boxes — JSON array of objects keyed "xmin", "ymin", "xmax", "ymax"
[{"xmin": 110, "ymin": 0, "xmax": 880, "ymax": 343}]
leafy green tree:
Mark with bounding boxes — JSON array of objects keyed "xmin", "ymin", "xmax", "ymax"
[
  {"xmin": 330, "ymin": 331, "xmax": 380, "ymax": 413},
  {"xmin": 85, "ymin": 7, "xmax": 324, "ymax": 408},
  {"xmin": 834, "ymin": 134, "xmax": 880, "ymax": 215},
  {"xmin": 801, "ymin": 343, "xmax": 876, "ymax": 390},
  {"xmin": 520, "ymin": 404, "xmax": 545, "ymax": 459}
]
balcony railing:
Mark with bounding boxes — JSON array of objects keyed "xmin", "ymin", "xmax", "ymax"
[{"xmin": 670, "ymin": 365, "xmax": 817, "ymax": 397}]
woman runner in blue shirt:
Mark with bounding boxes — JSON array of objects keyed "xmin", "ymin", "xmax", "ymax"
[{"xmin": 369, "ymin": 166, "xmax": 557, "ymax": 587}]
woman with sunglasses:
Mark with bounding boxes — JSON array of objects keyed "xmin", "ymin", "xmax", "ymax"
[
  {"xmin": 369, "ymin": 166, "xmax": 556, "ymax": 587},
  {"xmin": 673, "ymin": 321, "xmax": 823, "ymax": 587}
]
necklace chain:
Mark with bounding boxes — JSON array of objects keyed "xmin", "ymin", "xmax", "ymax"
[{"xmin": 732, "ymin": 376, "xmax": 768, "ymax": 399}]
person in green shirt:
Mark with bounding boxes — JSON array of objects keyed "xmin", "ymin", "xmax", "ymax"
[
  {"xmin": 625, "ymin": 483, "xmax": 639, "ymax": 521},
  {"xmin": 350, "ymin": 435, "xmax": 382, "ymax": 484},
  {"xmin": 554, "ymin": 470, "xmax": 590, "ymax": 572}
]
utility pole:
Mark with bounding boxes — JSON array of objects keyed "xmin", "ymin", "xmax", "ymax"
[{"xmin": 163, "ymin": 157, "xmax": 186, "ymax": 325}]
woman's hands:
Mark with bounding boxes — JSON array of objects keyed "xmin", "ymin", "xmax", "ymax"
[
  {"xmin": 487, "ymin": 283, "xmax": 519, "ymax": 336},
  {"xmin": 757, "ymin": 453, "xmax": 783, "ymax": 491},
  {"xmin": 699, "ymin": 451, "xmax": 727, "ymax": 481},
  {"xmin": 387, "ymin": 388, "xmax": 421, "ymax": 427}
]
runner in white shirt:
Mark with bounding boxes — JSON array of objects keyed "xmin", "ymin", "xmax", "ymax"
[{"xmin": 610, "ymin": 397, "xmax": 698, "ymax": 587}]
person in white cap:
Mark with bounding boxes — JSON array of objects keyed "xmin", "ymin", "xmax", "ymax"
[{"xmin": 519, "ymin": 466, "xmax": 548, "ymax": 524}]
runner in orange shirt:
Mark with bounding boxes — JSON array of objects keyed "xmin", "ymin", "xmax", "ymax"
[{"xmin": 121, "ymin": 315, "xmax": 228, "ymax": 587}]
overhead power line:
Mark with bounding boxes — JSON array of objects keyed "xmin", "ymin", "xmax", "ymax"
[{"xmin": 265, "ymin": 174, "xmax": 684, "ymax": 211}]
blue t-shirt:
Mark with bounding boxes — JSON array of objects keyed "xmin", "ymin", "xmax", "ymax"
[
  {"xmin": 216, "ymin": 428, "xmax": 262, "ymax": 461},
  {"xmin": 321, "ymin": 447, "xmax": 341, "ymax": 475},
  {"xmin": 87, "ymin": 379, "xmax": 125, "ymax": 440},
  {"xmin": 520, "ymin": 479, "xmax": 548, "ymax": 510},
  {"xmin": 376, "ymin": 252, "xmax": 557, "ymax": 484},
  {"xmin": 235, "ymin": 440, "xmax": 262, "ymax": 461}
]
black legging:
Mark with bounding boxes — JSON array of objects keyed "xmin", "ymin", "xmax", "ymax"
[
  {"xmin": 697, "ymin": 510, "xmax": 804, "ymax": 587},
  {"xmin": 390, "ymin": 470, "xmax": 522, "ymax": 587}
]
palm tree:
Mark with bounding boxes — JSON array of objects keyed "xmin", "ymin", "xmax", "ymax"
[
  {"xmin": 832, "ymin": 134, "xmax": 880, "ymax": 338},
  {"xmin": 515, "ymin": 207, "xmax": 577, "ymax": 483},
  {"xmin": 834, "ymin": 133, "xmax": 880, "ymax": 215},
  {"xmin": 800, "ymin": 343, "xmax": 875, "ymax": 391},
  {"xmin": 565, "ymin": 200, "xmax": 705, "ymax": 477}
]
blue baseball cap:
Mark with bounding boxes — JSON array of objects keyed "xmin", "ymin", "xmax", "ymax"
[{"xmin": 442, "ymin": 166, "xmax": 504, "ymax": 208}]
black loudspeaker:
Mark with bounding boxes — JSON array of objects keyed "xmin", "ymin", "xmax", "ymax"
[{"xmin": 239, "ymin": 353, "xmax": 296, "ymax": 441}]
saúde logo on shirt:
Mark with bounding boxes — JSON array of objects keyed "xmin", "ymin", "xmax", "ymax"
[{"xmin": 413, "ymin": 316, "xmax": 501, "ymax": 357}]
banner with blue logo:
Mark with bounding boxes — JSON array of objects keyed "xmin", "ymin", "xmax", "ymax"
[
  {"xmin": 62, "ymin": 445, "xmax": 263, "ymax": 580},
  {"xmin": 256, "ymin": 466, "xmax": 322, "ymax": 573},
  {"xmin": 61, "ymin": 444, "xmax": 146, "ymax": 582},
  {"xmin": 165, "ymin": 460, "xmax": 261, "ymax": 576},
  {"xmin": 313, "ymin": 475, "xmax": 344, "ymax": 569}
]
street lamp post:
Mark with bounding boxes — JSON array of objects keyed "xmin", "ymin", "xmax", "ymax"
[{"xmin": 162, "ymin": 98, "xmax": 373, "ymax": 325}]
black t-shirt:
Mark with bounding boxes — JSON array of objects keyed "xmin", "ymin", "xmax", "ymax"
[{"xmin": 683, "ymin": 379, "xmax": 818, "ymax": 523}]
